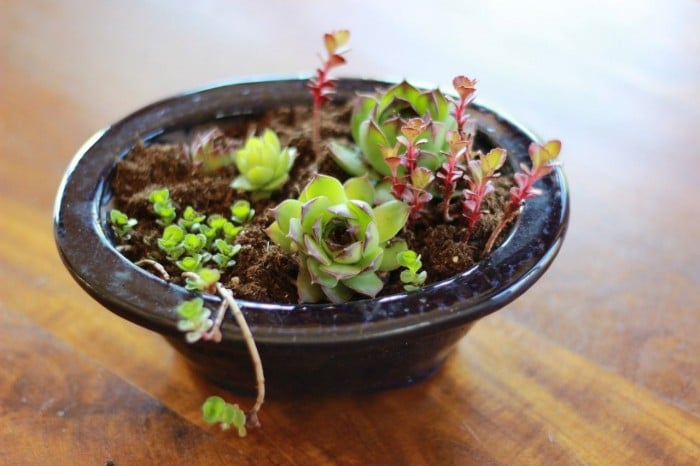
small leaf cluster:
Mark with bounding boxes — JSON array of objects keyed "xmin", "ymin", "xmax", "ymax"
[
  {"xmin": 397, "ymin": 250, "xmax": 427, "ymax": 292},
  {"xmin": 149, "ymin": 188, "xmax": 177, "ymax": 226},
  {"xmin": 109, "ymin": 209, "xmax": 137, "ymax": 240},
  {"xmin": 151, "ymin": 190, "xmax": 251, "ymax": 292},
  {"xmin": 176, "ymin": 298, "xmax": 213, "ymax": 343},
  {"xmin": 201, "ymin": 396, "xmax": 247, "ymax": 437}
]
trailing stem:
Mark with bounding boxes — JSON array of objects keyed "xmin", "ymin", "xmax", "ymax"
[
  {"xmin": 216, "ymin": 282, "xmax": 265, "ymax": 428},
  {"xmin": 135, "ymin": 259, "xmax": 170, "ymax": 280}
]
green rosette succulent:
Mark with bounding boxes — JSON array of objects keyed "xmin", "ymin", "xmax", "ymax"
[
  {"xmin": 330, "ymin": 80, "xmax": 455, "ymax": 177},
  {"xmin": 231, "ymin": 129, "xmax": 297, "ymax": 199},
  {"xmin": 266, "ymin": 175, "xmax": 410, "ymax": 303}
]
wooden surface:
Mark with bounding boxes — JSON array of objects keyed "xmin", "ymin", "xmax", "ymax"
[{"xmin": 2, "ymin": 0, "xmax": 699, "ymax": 464}]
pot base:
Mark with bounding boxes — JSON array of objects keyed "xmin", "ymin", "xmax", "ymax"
[{"xmin": 165, "ymin": 322, "xmax": 473, "ymax": 395}]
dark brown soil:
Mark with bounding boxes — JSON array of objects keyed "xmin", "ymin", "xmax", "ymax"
[{"xmin": 110, "ymin": 101, "xmax": 510, "ymax": 304}]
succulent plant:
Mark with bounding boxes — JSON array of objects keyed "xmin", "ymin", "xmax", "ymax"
[
  {"xmin": 231, "ymin": 129, "xmax": 296, "ymax": 199},
  {"xmin": 331, "ymin": 80, "xmax": 455, "ymax": 177},
  {"xmin": 266, "ymin": 175, "xmax": 410, "ymax": 303},
  {"xmin": 190, "ymin": 128, "xmax": 237, "ymax": 174}
]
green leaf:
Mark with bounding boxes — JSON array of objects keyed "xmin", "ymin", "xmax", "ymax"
[
  {"xmin": 373, "ymin": 200, "xmax": 410, "ymax": 243},
  {"xmin": 343, "ymin": 176, "xmax": 374, "ymax": 204},
  {"xmin": 379, "ymin": 239, "xmax": 408, "ymax": 271},
  {"xmin": 307, "ymin": 258, "xmax": 339, "ymax": 288},
  {"xmin": 481, "ymin": 148, "xmax": 507, "ymax": 176},
  {"xmin": 202, "ymin": 396, "xmax": 225, "ymax": 423},
  {"xmin": 342, "ymin": 272, "xmax": 383, "ymax": 297},
  {"xmin": 296, "ymin": 264, "xmax": 323, "ymax": 303},
  {"xmin": 230, "ymin": 200, "xmax": 254, "ymax": 224},
  {"xmin": 265, "ymin": 222, "xmax": 293, "ymax": 252},
  {"xmin": 176, "ymin": 254, "xmax": 202, "ymax": 272},
  {"xmin": 176, "ymin": 298, "xmax": 204, "ymax": 320},
  {"xmin": 351, "ymin": 95, "xmax": 377, "ymax": 142},
  {"xmin": 320, "ymin": 282, "xmax": 354, "ymax": 303},
  {"xmin": 359, "ymin": 120, "xmax": 391, "ymax": 176},
  {"xmin": 148, "ymin": 188, "xmax": 170, "ymax": 205},
  {"xmin": 299, "ymin": 175, "xmax": 346, "ymax": 204},
  {"xmin": 328, "ymin": 141, "xmax": 368, "ymax": 176},
  {"xmin": 320, "ymin": 261, "xmax": 363, "ymax": 280}
]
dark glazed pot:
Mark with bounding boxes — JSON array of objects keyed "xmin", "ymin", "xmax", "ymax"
[{"xmin": 54, "ymin": 77, "xmax": 569, "ymax": 395}]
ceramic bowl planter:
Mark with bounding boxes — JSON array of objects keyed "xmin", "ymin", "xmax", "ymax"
[{"xmin": 54, "ymin": 77, "xmax": 569, "ymax": 395}]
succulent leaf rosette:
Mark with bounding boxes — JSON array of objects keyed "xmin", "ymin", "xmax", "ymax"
[
  {"xmin": 331, "ymin": 81, "xmax": 455, "ymax": 177},
  {"xmin": 231, "ymin": 129, "xmax": 297, "ymax": 199},
  {"xmin": 266, "ymin": 175, "xmax": 410, "ymax": 303}
]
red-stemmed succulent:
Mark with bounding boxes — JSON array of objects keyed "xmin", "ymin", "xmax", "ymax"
[
  {"xmin": 462, "ymin": 148, "xmax": 507, "ymax": 241},
  {"xmin": 384, "ymin": 118, "xmax": 436, "ymax": 223},
  {"xmin": 450, "ymin": 75, "xmax": 478, "ymax": 140},
  {"xmin": 483, "ymin": 139, "xmax": 562, "ymax": 255},
  {"xmin": 436, "ymin": 132, "xmax": 467, "ymax": 221},
  {"xmin": 308, "ymin": 30, "xmax": 350, "ymax": 157}
]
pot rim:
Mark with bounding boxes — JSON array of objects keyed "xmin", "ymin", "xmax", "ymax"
[{"xmin": 53, "ymin": 76, "xmax": 569, "ymax": 345}]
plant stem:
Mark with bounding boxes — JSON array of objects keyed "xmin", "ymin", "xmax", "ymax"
[
  {"xmin": 134, "ymin": 259, "xmax": 170, "ymax": 280},
  {"xmin": 216, "ymin": 282, "xmax": 265, "ymax": 428},
  {"xmin": 483, "ymin": 207, "xmax": 519, "ymax": 258},
  {"xmin": 312, "ymin": 103, "xmax": 321, "ymax": 157},
  {"xmin": 203, "ymin": 298, "xmax": 227, "ymax": 343},
  {"xmin": 443, "ymin": 196, "xmax": 453, "ymax": 222}
]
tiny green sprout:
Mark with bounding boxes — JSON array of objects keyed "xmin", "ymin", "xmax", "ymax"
[
  {"xmin": 175, "ymin": 254, "xmax": 203, "ymax": 273},
  {"xmin": 231, "ymin": 129, "xmax": 297, "ymax": 199},
  {"xmin": 158, "ymin": 224, "xmax": 185, "ymax": 254},
  {"xmin": 185, "ymin": 267, "xmax": 221, "ymax": 292},
  {"xmin": 397, "ymin": 249, "xmax": 427, "ymax": 292},
  {"xmin": 149, "ymin": 188, "xmax": 177, "ymax": 226},
  {"xmin": 230, "ymin": 200, "xmax": 254, "ymax": 225},
  {"xmin": 222, "ymin": 221, "xmax": 243, "ymax": 242},
  {"xmin": 178, "ymin": 206, "xmax": 206, "ymax": 232},
  {"xmin": 201, "ymin": 396, "xmax": 247, "ymax": 437},
  {"xmin": 157, "ymin": 224, "xmax": 186, "ymax": 260},
  {"xmin": 176, "ymin": 298, "xmax": 213, "ymax": 343},
  {"xmin": 182, "ymin": 233, "xmax": 207, "ymax": 255},
  {"xmin": 212, "ymin": 238, "xmax": 241, "ymax": 269},
  {"xmin": 109, "ymin": 209, "xmax": 137, "ymax": 240}
]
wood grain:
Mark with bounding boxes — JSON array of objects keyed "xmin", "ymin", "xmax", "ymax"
[{"xmin": 2, "ymin": 0, "xmax": 700, "ymax": 464}]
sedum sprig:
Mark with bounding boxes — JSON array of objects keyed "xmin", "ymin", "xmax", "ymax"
[
  {"xmin": 109, "ymin": 209, "xmax": 138, "ymax": 240},
  {"xmin": 483, "ymin": 140, "xmax": 561, "ymax": 255},
  {"xmin": 396, "ymin": 250, "xmax": 427, "ymax": 291},
  {"xmin": 308, "ymin": 30, "xmax": 350, "ymax": 156},
  {"xmin": 437, "ymin": 132, "xmax": 467, "ymax": 221},
  {"xmin": 462, "ymin": 148, "xmax": 507, "ymax": 240},
  {"xmin": 450, "ymin": 75, "xmax": 478, "ymax": 140},
  {"xmin": 149, "ymin": 188, "xmax": 177, "ymax": 226},
  {"xmin": 230, "ymin": 200, "xmax": 254, "ymax": 225},
  {"xmin": 202, "ymin": 396, "xmax": 248, "ymax": 437},
  {"xmin": 176, "ymin": 298, "xmax": 213, "ymax": 343}
]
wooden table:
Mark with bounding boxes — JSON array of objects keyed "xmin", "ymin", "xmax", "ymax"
[{"xmin": 2, "ymin": 1, "xmax": 699, "ymax": 464}]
